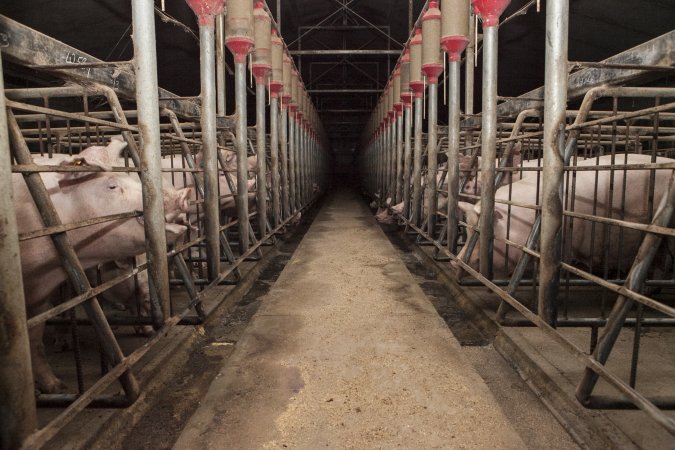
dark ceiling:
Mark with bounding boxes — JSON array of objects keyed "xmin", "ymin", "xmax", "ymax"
[{"xmin": 1, "ymin": 0, "xmax": 674, "ymax": 149}]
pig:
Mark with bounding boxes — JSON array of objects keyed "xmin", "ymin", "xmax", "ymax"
[
  {"xmin": 374, "ymin": 152, "xmax": 528, "ymax": 224},
  {"xmin": 162, "ymin": 152, "xmax": 257, "ymax": 221},
  {"xmin": 455, "ymin": 154, "xmax": 675, "ymax": 278},
  {"xmin": 16, "ymin": 139, "xmax": 189, "ymax": 393}
]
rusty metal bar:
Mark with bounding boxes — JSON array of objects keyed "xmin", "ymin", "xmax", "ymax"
[
  {"xmin": 538, "ymin": 0, "xmax": 569, "ymax": 325},
  {"xmin": 8, "ymin": 110, "xmax": 140, "ymax": 405},
  {"xmin": 197, "ymin": 16, "xmax": 222, "ymax": 281},
  {"xmin": 0, "ymin": 51, "xmax": 37, "ymax": 450},
  {"xmin": 132, "ymin": 0, "xmax": 172, "ymax": 323}
]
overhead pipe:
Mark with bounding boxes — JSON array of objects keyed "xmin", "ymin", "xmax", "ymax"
[
  {"xmin": 0, "ymin": 51, "xmax": 37, "ymax": 450},
  {"xmin": 186, "ymin": 0, "xmax": 225, "ymax": 281},
  {"xmin": 253, "ymin": 1, "xmax": 271, "ymax": 239},
  {"xmin": 538, "ymin": 0, "xmax": 569, "ymax": 325},
  {"xmin": 442, "ymin": 0, "xmax": 470, "ymax": 254},
  {"xmin": 473, "ymin": 0, "xmax": 511, "ymax": 278},
  {"xmin": 409, "ymin": 27, "xmax": 424, "ymax": 226},
  {"xmin": 422, "ymin": 0, "xmax": 443, "ymax": 238},
  {"xmin": 269, "ymin": 28, "xmax": 283, "ymax": 227},
  {"xmin": 225, "ymin": 0, "xmax": 254, "ymax": 254}
]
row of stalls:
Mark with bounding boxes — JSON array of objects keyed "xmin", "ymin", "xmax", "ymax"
[
  {"xmin": 359, "ymin": 0, "xmax": 675, "ymax": 440},
  {"xmin": 0, "ymin": 0, "xmax": 329, "ymax": 448}
]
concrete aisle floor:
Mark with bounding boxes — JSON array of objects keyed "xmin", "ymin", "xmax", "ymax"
[{"xmin": 174, "ymin": 190, "xmax": 526, "ymax": 449}]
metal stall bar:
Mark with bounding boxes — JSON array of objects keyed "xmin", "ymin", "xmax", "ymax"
[
  {"xmin": 192, "ymin": 4, "xmax": 223, "ymax": 281},
  {"xmin": 235, "ymin": 72, "xmax": 250, "ymax": 253},
  {"xmin": 446, "ymin": 59, "xmax": 461, "ymax": 254},
  {"xmin": 132, "ymin": 0, "xmax": 173, "ymax": 325},
  {"xmin": 476, "ymin": 5, "xmax": 502, "ymax": 279},
  {"xmin": 271, "ymin": 97, "xmax": 281, "ymax": 227},
  {"xmin": 496, "ymin": 88, "xmax": 675, "ymax": 320},
  {"xmin": 8, "ymin": 111, "xmax": 140, "ymax": 402},
  {"xmin": 0, "ymin": 15, "xmax": 237, "ymax": 125},
  {"xmin": 280, "ymin": 103, "xmax": 290, "ymax": 220},
  {"xmin": 411, "ymin": 96, "xmax": 423, "ymax": 226},
  {"xmin": 538, "ymin": 0, "xmax": 569, "ymax": 325},
  {"xmin": 255, "ymin": 81, "xmax": 268, "ymax": 239},
  {"xmin": 0, "ymin": 52, "xmax": 38, "ymax": 450}
]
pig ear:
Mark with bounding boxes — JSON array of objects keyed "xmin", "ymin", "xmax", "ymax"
[
  {"xmin": 493, "ymin": 208, "xmax": 504, "ymax": 221},
  {"xmin": 106, "ymin": 138, "xmax": 129, "ymax": 160}
]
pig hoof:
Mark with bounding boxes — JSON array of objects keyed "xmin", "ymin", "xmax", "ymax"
[
  {"xmin": 134, "ymin": 325, "xmax": 156, "ymax": 337},
  {"xmin": 36, "ymin": 376, "xmax": 67, "ymax": 394}
]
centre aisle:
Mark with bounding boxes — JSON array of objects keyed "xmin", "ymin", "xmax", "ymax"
[{"xmin": 174, "ymin": 189, "xmax": 525, "ymax": 449}]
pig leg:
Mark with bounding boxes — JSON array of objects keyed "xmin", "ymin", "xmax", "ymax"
[
  {"xmin": 132, "ymin": 255, "xmax": 154, "ymax": 337},
  {"xmin": 28, "ymin": 303, "xmax": 67, "ymax": 393}
]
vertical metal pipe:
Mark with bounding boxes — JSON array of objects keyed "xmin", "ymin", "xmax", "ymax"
[
  {"xmin": 299, "ymin": 124, "xmax": 305, "ymax": 207},
  {"xmin": 280, "ymin": 105, "xmax": 290, "ymax": 219},
  {"xmin": 390, "ymin": 119, "xmax": 396, "ymax": 201},
  {"xmin": 0, "ymin": 52, "xmax": 37, "ymax": 450},
  {"xmin": 411, "ymin": 96, "xmax": 423, "ymax": 225},
  {"xmin": 403, "ymin": 105, "xmax": 413, "ymax": 217},
  {"xmin": 447, "ymin": 60, "xmax": 461, "ymax": 254},
  {"xmin": 538, "ymin": 0, "xmax": 569, "ymax": 325},
  {"xmin": 199, "ymin": 21, "xmax": 221, "ymax": 281},
  {"xmin": 395, "ymin": 113, "xmax": 404, "ymax": 203},
  {"xmin": 234, "ymin": 61, "xmax": 250, "ymax": 253},
  {"xmin": 478, "ymin": 25, "xmax": 498, "ymax": 278},
  {"xmin": 288, "ymin": 114, "xmax": 297, "ymax": 212},
  {"xmin": 270, "ymin": 96, "xmax": 280, "ymax": 227},
  {"xmin": 132, "ymin": 0, "xmax": 172, "ymax": 318},
  {"xmin": 255, "ymin": 82, "xmax": 268, "ymax": 238},
  {"xmin": 426, "ymin": 83, "xmax": 439, "ymax": 237},
  {"xmin": 465, "ymin": 12, "xmax": 475, "ymax": 118},
  {"xmin": 216, "ymin": 14, "xmax": 227, "ymax": 116}
]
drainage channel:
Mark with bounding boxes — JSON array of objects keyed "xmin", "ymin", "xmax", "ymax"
[
  {"xmin": 100, "ymin": 207, "xmax": 323, "ymax": 450},
  {"xmin": 379, "ymin": 224, "xmax": 489, "ymax": 347}
]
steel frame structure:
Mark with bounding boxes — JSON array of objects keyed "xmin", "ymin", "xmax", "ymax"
[
  {"xmin": 1, "ymin": 2, "xmax": 329, "ymax": 447},
  {"xmin": 359, "ymin": 0, "xmax": 675, "ymax": 438}
]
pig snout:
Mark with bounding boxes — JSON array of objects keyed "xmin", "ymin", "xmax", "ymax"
[{"xmin": 163, "ymin": 187, "xmax": 193, "ymax": 222}]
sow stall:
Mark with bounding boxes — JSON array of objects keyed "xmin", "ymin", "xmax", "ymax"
[
  {"xmin": 360, "ymin": 0, "xmax": 675, "ymax": 438},
  {"xmin": 0, "ymin": 0, "xmax": 328, "ymax": 448}
]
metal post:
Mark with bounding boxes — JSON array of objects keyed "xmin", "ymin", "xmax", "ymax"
[
  {"xmin": 395, "ymin": 113, "xmax": 404, "ymax": 203},
  {"xmin": 216, "ymin": 14, "xmax": 227, "ymax": 116},
  {"xmin": 426, "ymin": 82, "xmax": 439, "ymax": 237},
  {"xmin": 288, "ymin": 114, "xmax": 297, "ymax": 212},
  {"xmin": 255, "ymin": 82, "xmax": 268, "ymax": 238},
  {"xmin": 403, "ymin": 105, "xmax": 412, "ymax": 217},
  {"xmin": 270, "ymin": 96, "xmax": 280, "ymax": 227},
  {"xmin": 132, "ymin": 0, "xmax": 172, "ymax": 318},
  {"xmin": 538, "ymin": 0, "xmax": 569, "ymax": 325},
  {"xmin": 478, "ymin": 25, "xmax": 498, "ymax": 278},
  {"xmin": 411, "ymin": 96, "xmax": 423, "ymax": 225},
  {"xmin": 465, "ymin": 12, "xmax": 475, "ymax": 118},
  {"xmin": 0, "ymin": 52, "xmax": 37, "ymax": 450},
  {"xmin": 447, "ymin": 59, "xmax": 461, "ymax": 254},
  {"xmin": 234, "ymin": 61, "xmax": 250, "ymax": 253},
  {"xmin": 198, "ymin": 19, "xmax": 221, "ymax": 281},
  {"xmin": 280, "ymin": 105, "xmax": 290, "ymax": 219},
  {"xmin": 390, "ymin": 119, "xmax": 396, "ymax": 201}
]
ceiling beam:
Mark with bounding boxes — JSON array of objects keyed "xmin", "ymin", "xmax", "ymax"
[{"xmin": 291, "ymin": 50, "xmax": 399, "ymax": 56}]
